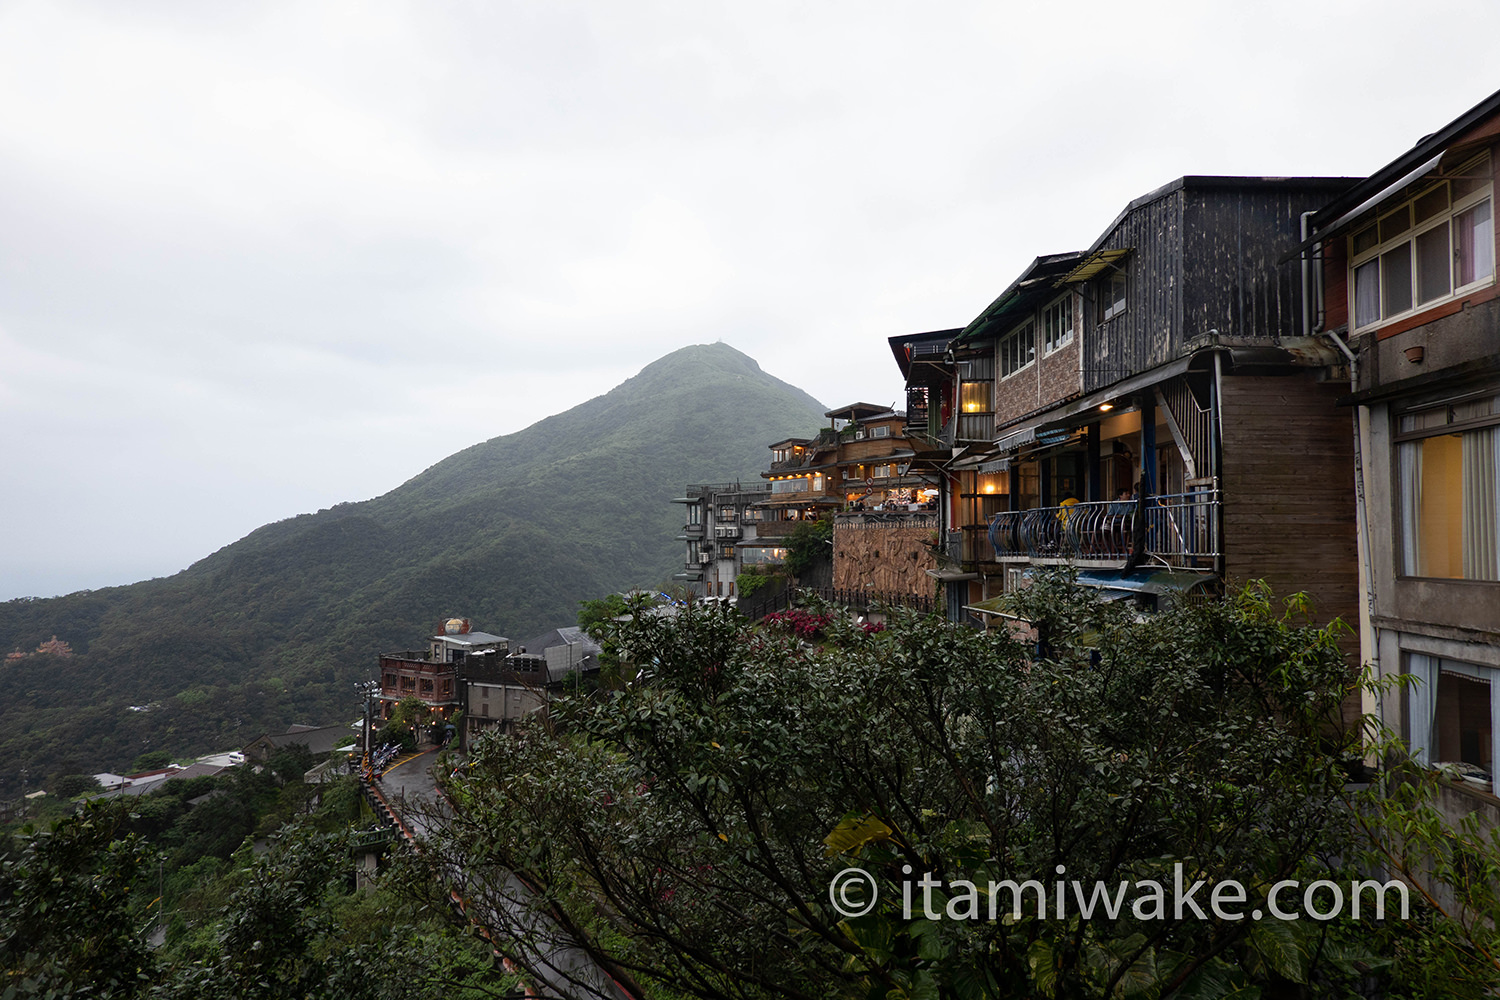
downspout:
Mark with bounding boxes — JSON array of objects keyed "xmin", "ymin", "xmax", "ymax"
[
  {"xmin": 1211, "ymin": 344, "xmax": 1225, "ymax": 582},
  {"xmin": 1304, "ymin": 211, "xmax": 1380, "ymax": 744}
]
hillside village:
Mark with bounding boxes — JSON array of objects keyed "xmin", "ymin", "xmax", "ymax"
[
  {"xmin": 674, "ymin": 89, "xmax": 1500, "ymax": 830},
  {"xmin": 11, "ymin": 83, "xmax": 1500, "ymax": 844},
  {"xmin": 5, "ymin": 78, "xmax": 1500, "ymax": 1000}
]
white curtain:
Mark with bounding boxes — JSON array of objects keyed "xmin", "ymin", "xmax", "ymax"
[
  {"xmin": 1461, "ymin": 427, "xmax": 1499, "ymax": 580},
  {"xmin": 1399, "ymin": 441, "xmax": 1423, "ymax": 576},
  {"xmin": 1407, "ymin": 653, "xmax": 1437, "ymax": 766}
]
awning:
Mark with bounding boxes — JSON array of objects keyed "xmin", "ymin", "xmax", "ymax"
[
  {"xmin": 1073, "ymin": 569, "xmax": 1217, "ymax": 597},
  {"xmin": 754, "ymin": 495, "xmax": 844, "ymax": 508},
  {"xmin": 926, "ymin": 567, "xmax": 979, "ymax": 582},
  {"xmin": 1278, "ymin": 150, "xmax": 1446, "ymax": 262},
  {"xmin": 964, "ymin": 570, "xmax": 1217, "ymax": 614},
  {"xmin": 995, "ymin": 426, "xmax": 1036, "ymax": 452},
  {"xmin": 1059, "ymin": 248, "xmax": 1132, "ymax": 284}
]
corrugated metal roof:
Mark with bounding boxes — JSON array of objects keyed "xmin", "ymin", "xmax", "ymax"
[{"xmin": 1058, "ymin": 247, "xmax": 1132, "ymax": 284}]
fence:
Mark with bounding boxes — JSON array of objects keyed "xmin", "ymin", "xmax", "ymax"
[
  {"xmin": 736, "ymin": 583, "xmax": 939, "ymax": 620},
  {"xmin": 987, "ymin": 491, "xmax": 1220, "ymax": 567}
]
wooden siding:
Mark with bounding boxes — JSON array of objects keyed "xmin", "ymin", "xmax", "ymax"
[
  {"xmin": 1084, "ymin": 180, "xmax": 1353, "ymax": 396},
  {"xmin": 1180, "ymin": 187, "xmax": 1330, "ymax": 341},
  {"xmin": 1219, "ymin": 374, "xmax": 1358, "ymax": 651},
  {"xmin": 1086, "ymin": 191, "xmax": 1183, "ymax": 394}
]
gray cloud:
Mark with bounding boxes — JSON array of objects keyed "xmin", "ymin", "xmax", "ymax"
[{"xmin": 2, "ymin": 0, "xmax": 1497, "ymax": 598}]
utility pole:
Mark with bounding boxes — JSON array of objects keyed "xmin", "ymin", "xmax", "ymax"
[{"xmin": 355, "ymin": 680, "xmax": 379, "ymax": 774}]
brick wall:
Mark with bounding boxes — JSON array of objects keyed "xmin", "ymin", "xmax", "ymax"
[{"xmin": 993, "ymin": 330, "xmax": 1083, "ymax": 427}]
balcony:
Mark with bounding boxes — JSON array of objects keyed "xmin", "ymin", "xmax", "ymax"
[{"xmin": 985, "ymin": 491, "xmax": 1220, "ymax": 569}]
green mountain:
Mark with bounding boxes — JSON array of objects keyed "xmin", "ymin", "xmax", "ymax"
[{"xmin": 0, "ymin": 343, "xmax": 826, "ymax": 791}]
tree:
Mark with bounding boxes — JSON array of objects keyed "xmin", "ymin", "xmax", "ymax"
[
  {"xmin": 783, "ymin": 518, "xmax": 832, "ymax": 578},
  {"xmin": 414, "ymin": 575, "xmax": 1498, "ymax": 999},
  {"xmin": 51, "ymin": 772, "xmax": 103, "ymax": 799},
  {"xmin": 0, "ymin": 800, "xmax": 156, "ymax": 997}
]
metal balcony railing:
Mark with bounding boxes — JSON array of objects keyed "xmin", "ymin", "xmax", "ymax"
[{"xmin": 986, "ymin": 491, "xmax": 1220, "ymax": 567}]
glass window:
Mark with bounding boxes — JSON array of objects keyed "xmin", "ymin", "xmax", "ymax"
[
  {"xmin": 960, "ymin": 381, "xmax": 991, "ymax": 412},
  {"xmin": 1416, "ymin": 222, "xmax": 1451, "ymax": 304},
  {"xmin": 1381, "ymin": 244, "xmax": 1413, "ymax": 316},
  {"xmin": 1000, "ymin": 322, "xmax": 1035, "ymax": 377},
  {"xmin": 1407, "ymin": 653, "xmax": 1498, "ymax": 786},
  {"xmin": 1102, "ymin": 272, "xmax": 1127, "ymax": 322},
  {"xmin": 1043, "ymin": 296, "xmax": 1074, "ymax": 354},
  {"xmin": 1456, "ymin": 200, "xmax": 1495, "ymax": 287},
  {"xmin": 1349, "ymin": 155, "xmax": 1495, "ymax": 330},
  {"xmin": 1380, "ymin": 205, "xmax": 1412, "ymax": 242},
  {"xmin": 1354, "ymin": 259, "xmax": 1381, "ymax": 328},
  {"xmin": 1398, "ymin": 395, "xmax": 1500, "ymax": 580}
]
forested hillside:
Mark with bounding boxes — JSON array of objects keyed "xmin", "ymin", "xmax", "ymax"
[{"xmin": 0, "ymin": 343, "xmax": 827, "ymax": 791}]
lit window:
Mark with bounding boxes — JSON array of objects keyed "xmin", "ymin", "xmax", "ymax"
[
  {"xmin": 1396, "ymin": 392, "xmax": 1500, "ymax": 580},
  {"xmin": 1351, "ymin": 154, "xmax": 1494, "ymax": 331},
  {"xmin": 960, "ymin": 381, "xmax": 991, "ymax": 412}
]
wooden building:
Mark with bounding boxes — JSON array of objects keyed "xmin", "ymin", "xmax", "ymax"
[{"xmin": 894, "ymin": 175, "xmax": 1361, "ymax": 655}]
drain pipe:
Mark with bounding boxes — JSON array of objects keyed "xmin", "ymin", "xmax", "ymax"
[{"xmin": 1303, "ymin": 213, "xmax": 1380, "ymax": 743}]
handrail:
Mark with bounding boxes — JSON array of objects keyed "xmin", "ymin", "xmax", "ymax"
[{"xmin": 987, "ymin": 491, "xmax": 1220, "ymax": 566}]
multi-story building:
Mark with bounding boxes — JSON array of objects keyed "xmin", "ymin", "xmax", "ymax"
[
  {"xmin": 377, "ymin": 617, "xmax": 509, "ymax": 723},
  {"xmin": 895, "ymin": 176, "xmax": 1361, "ymax": 655},
  {"xmin": 674, "ymin": 406, "xmax": 940, "ymax": 602},
  {"xmin": 672, "ymin": 482, "xmax": 774, "ymax": 599},
  {"xmin": 1301, "ymin": 88, "xmax": 1500, "ymax": 805}
]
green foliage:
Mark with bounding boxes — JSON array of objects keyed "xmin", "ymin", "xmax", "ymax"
[
  {"xmin": 0, "ymin": 800, "xmax": 155, "ymax": 997},
  {"xmin": 132, "ymin": 749, "xmax": 177, "ymax": 772},
  {"xmin": 420, "ymin": 579, "xmax": 1496, "ymax": 998},
  {"xmin": 783, "ymin": 516, "xmax": 833, "ymax": 578},
  {"xmin": 735, "ymin": 565, "xmax": 783, "ymax": 600},
  {"xmin": 0, "ymin": 343, "xmax": 828, "ymax": 790},
  {"xmin": 51, "ymin": 772, "xmax": 102, "ymax": 799}
]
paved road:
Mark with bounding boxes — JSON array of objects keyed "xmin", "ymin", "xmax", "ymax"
[
  {"xmin": 375, "ymin": 749, "xmax": 447, "ymax": 838},
  {"xmin": 373, "ymin": 749, "xmax": 635, "ymax": 1000}
]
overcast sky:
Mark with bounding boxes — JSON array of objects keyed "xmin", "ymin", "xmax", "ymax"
[{"xmin": 2, "ymin": 1, "xmax": 1496, "ymax": 600}]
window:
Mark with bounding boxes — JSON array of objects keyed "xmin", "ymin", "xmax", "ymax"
[
  {"xmin": 959, "ymin": 380, "xmax": 991, "ymax": 413},
  {"xmin": 1407, "ymin": 653, "xmax": 1497, "ymax": 789},
  {"xmin": 999, "ymin": 322, "xmax": 1035, "ymax": 378},
  {"xmin": 687, "ymin": 504, "xmax": 702, "ymax": 525},
  {"xmin": 1351, "ymin": 154, "xmax": 1494, "ymax": 331},
  {"xmin": 686, "ymin": 540, "xmax": 702, "ymax": 563},
  {"xmin": 718, "ymin": 506, "xmax": 736, "ymax": 522},
  {"xmin": 872, "ymin": 425, "xmax": 891, "ymax": 438},
  {"xmin": 1042, "ymin": 296, "xmax": 1074, "ymax": 354},
  {"xmin": 720, "ymin": 545, "xmax": 735, "ymax": 560},
  {"xmin": 1101, "ymin": 272, "xmax": 1127, "ymax": 322},
  {"xmin": 772, "ymin": 477, "xmax": 810, "ymax": 494},
  {"xmin": 1396, "ymin": 392, "xmax": 1500, "ymax": 580}
]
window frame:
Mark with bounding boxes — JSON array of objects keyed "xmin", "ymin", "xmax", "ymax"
[
  {"xmin": 1349, "ymin": 153, "xmax": 1495, "ymax": 334},
  {"xmin": 1393, "ymin": 389, "xmax": 1500, "ymax": 581},
  {"xmin": 1042, "ymin": 294, "xmax": 1075, "ymax": 355},
  {"xmin": 1100, "ymin": 271, "xmax": 1127, "ymax": 324},
  {"xmin": 999, "ymin": 320, "xmax": 1036, "ymax": 379}
]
